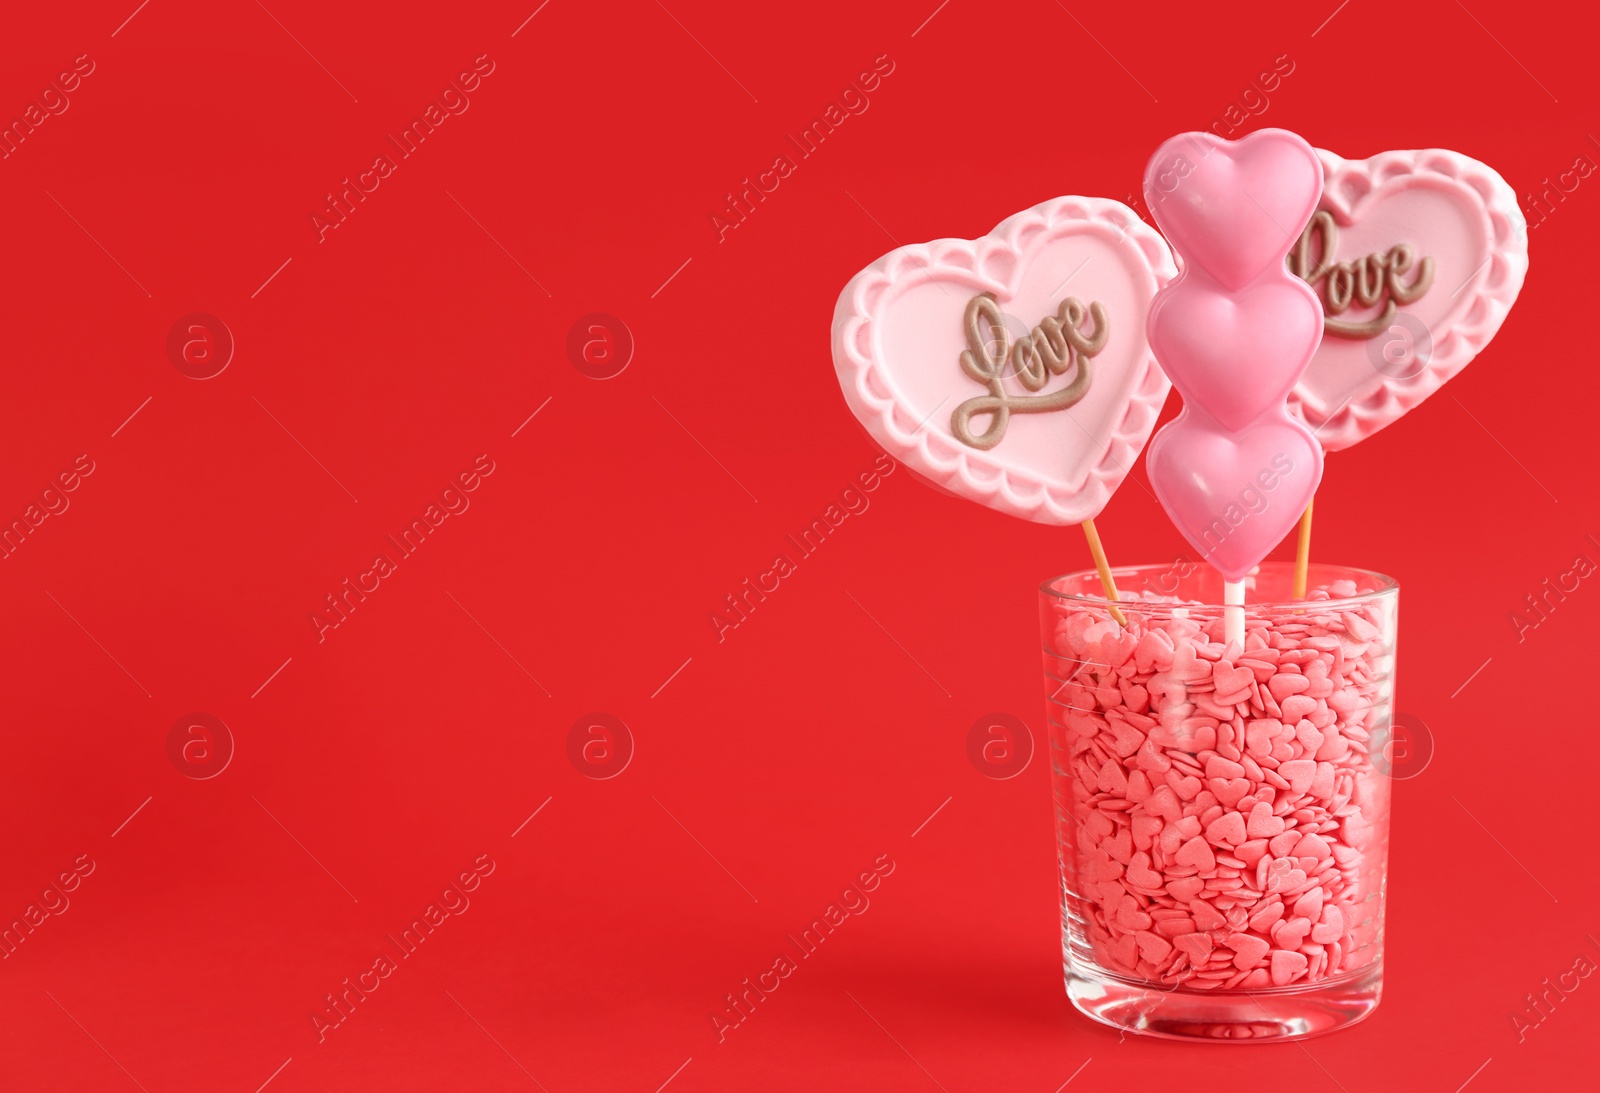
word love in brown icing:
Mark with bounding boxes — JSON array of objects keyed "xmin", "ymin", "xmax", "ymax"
[
  {"xmin": 1288, "ymin": 210, "xmax": 1435, "ymax": 338},
  {"xmin": 951, "ymin": 294, "xmax": 1106, "ymax": 450}
]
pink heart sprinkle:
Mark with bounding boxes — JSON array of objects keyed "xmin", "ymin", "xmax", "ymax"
[
  {"xmin": 1228, "ymin": 933, "xmax": 1271, "ymax": 970},
  {"xmin": 1126, "ymin": 852, "xmax": 1164, "ymax": 890},
  {"xmin": 1147, "ymin": 786, "xmax": 1183, "ymax": 821},
  {"xmin": 1248, "ymin": 900, "xmax": 1286, "ymax": 932},
  {"xmin": 1110, "ymin": 722, "xmax": 1145, "ymax": 757},
  {"xmin": 1205, "ymin": 755, "xmax": 1246, "ymax": 780},
  {"xmin": 1118, "ymin": 900, "xmax": 1153, "ymax": 931},
  {"xmin": 1235, "ymin": 839, "xmax": 1270, "ymax": 868},
  {"xmin": 1174, "ymin": 933, "xmax": 1213, "ymax": 962},
  {"xmin": 1247, "ymin": 802, "xmax": 1285, "ymax": 838},
  {"xmin": 1131, "ymin": 815, "xmax": 1163, "ymax": 851},
  {"xmin": 1270, "ymin": 949, "xmax": 1309, "ymax": 986},
  {"xmin": 1268, "ymin": 832, "xmax": 1301, "ymax": 859},
  {"xmin": 1212, "ymin": 665, "xmax": 1254, "ymax": 696},
  {"xmin": 1292, "ymin": 832, "xmax": 1332, "ymax": 861},
  {"xmin": 1175, "ymin": 836, "xmax": 1217, "ymax": 872},
  {"xmin": 1268, "ymin": 673, "xmax": 1312, "ymax": 702},
  {"xmin": 1272, "ymin": 916, "xmax": 1312, "ymax": 950},
  {"xmin": 1169, "ymin": 775, "xmax": 1203, "ymax": 801},
  {"xmin": 1136, "ymin": 931, "xmax": 1174, "ymax": 964},
  {"xmin": 1104, "ymin": 831, "xmax": 1133, "ymax": 865},
  {"xmin": 1167, "ymin": 876, "xmax": 1206, "ymax": 902},
  {"xmin": 1280, "ymin": 760, "xmax": 1317, "ymax": 796},
  {"xmin": 1293, "ymin": 889, "xmax": 1325, "ymax": 922},
  {"xmin": 1205, "ymin": 811, "xmax": 1247, "ymax": 847},
  {"xmin": 1311, "ymin": 905, "xmax": 1345, "ymax": 944},
  {"xmin": 1281, "ymin": 695, "xmax": 1318, "ymax": 722},
  {"xmin": 1190, "ymin": 898, "xmax": 1227, "ymax": 932},
  {"xmin": 1211, "ymin": 777, "xmax": 1251, "ymax": 809}
]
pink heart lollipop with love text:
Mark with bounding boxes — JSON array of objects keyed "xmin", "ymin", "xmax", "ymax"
[
  {"xmin": 833, "ymin": 196, "xmax": 1177, "ymax": 619},
  {"xmin": 1287, "ymin": 147, "xmax": 1529, "ymax": 450},
  {"xmin": 1279, "ymin": 147, "xmax": 1527, "ymax": 597},
  {"xmin": 832, "ymin": 197, "xmax": 1176, "ymax": 527},
  {"xmin": 1142, "ymin": 129, "xmax": 1326, "ymax": 586}
]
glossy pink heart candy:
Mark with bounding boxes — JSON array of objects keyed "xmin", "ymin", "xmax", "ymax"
[
  {"xmin": 1146, "ymin": 130, "xmax": 1324, "ymax": 292},
  {"xmin": 1142, "ymin": 130, "xmax": 1326, "ymax": 582},
  {"xmin": 832, "ymin": 197, "xmax": 1176, "ymax": 525},
  {"xmin": 1148, "ymin": 276, "xmax": 1322, "ymax": 433},
  {"xmin": 1144, "ymin": 415, "xmax": 1321, "ymax": 582}
]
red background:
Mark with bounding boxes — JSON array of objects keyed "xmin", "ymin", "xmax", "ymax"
[{"xmin": 1, "ymin": 0, "xmax": 1595, "ymax": 1089}]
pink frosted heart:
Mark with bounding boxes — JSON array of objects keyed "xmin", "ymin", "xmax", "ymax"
[
  {"xmin": 1148, "ymin": 276, "xmax": 1322, "ymax": 432},
  {"xmin": 832, "ymin": 197, "xmax": 1176, "ymax": 525},
  {"xmin": 1288, "ymin": 148, "xmax": 1529, "ymax": 451},
  {"xmin": 1145, "ymin": 412, "xmax": 1322, "ymax": 583},
  {"xmin": 1144, "ymin": 130, "xmax": 1324, "ymax": 291}
]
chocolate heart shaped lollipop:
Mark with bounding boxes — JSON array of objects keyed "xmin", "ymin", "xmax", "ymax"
[
  {"xmin": 832, "ymin": 197, "xmax": 1176, "ymax": 525},
  {"xmin": 1287, "ymin": 148, "xmax": 1528, "ymax": 450}
]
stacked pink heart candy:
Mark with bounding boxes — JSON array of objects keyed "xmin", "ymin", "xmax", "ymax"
[{"xmin": 1143, "ymin": 130, "xmax": 1326, "ymax": 591}]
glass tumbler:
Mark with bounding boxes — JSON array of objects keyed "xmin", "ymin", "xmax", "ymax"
[{"xmin": 1040, "ymin": 561, "xmax": 1398, "ymax": 1041}]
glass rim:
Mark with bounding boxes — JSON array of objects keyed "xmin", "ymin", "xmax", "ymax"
[{"xmin": 1040, "ymin": 560, "xmax": 1398, "ymax": 611}]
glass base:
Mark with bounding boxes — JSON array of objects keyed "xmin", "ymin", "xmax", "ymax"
[{"xmin": 1067, "ymin": 962, "xmax": 1382, "ymax": 1042}]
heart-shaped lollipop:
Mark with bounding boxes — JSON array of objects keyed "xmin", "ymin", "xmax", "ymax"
[
  {"xmin": 832, "ymin": 197, "xmax": 1176, "ymax": 526},
  {"xmin": 1146, "ymin": 130, "xmax": 1323, "ymax": 291},
  {"xmin": 1144, "ymin": 417, "xmax": 1322, "ymax": 579},
  {"xmin": 1287, "ymin": 148, "xmax": 1528, "ymax": 450},
  {"xmin": 1148, "ymin": 276, "xmax": 1322, "ymax": 432},
  {"xmin": 1143, "ymin": 129, "xmax": 1326, "ymax": 585}
]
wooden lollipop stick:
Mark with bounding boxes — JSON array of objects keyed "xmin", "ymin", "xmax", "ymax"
[
  {"xmin": 1293, "ymin": 499, "xmax": 1314, "ymax": 601},
  {"xmin": 1224, "ymin": 579, "xmax": 1245, "ymax": 649},
  {"xmin": 1080, "ymin": 518, "xmax": 1128, "ymax": 626}
]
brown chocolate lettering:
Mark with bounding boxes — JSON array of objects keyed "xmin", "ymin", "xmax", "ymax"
[
  {"xmin": 951, "ymin": 293, "xmax": 1105, "ymax": 451},
  {"xmin": 1288, "ymin": 209, "xmax": 1435, "ymax": 338}
]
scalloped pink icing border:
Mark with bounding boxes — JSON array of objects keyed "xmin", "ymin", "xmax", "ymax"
[
  {"xmin": 1287, "ymin": 148, "xmax": 1530, "ymax": 452},
  {"xmin": 830, "ymin": 197, "xmax": 1177, "ymax": 526}
]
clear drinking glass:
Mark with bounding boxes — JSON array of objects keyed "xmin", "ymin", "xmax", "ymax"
[{"xmin": 1040, "ymin": 561, "xmax": 1398, "ymax": 1041}]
